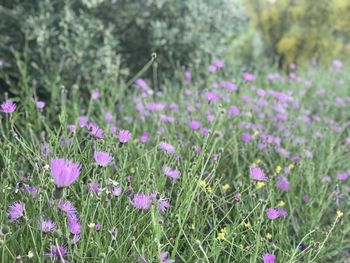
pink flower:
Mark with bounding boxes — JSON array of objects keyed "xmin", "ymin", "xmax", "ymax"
[
  {"xmin": 204, "ymin": 91, "xmax": 219, "ymax": 103},
  {"xmin": 266, "ymin": 208, "xmax": 287, "ymax": 219},
  {"xmin": 36, "ymin": 100, "xmax": 45, "ymax": 109},
  {"xmin": 241, "ymin": 132, "xmax": 252, "ymax": 143},
  {"xmin": 276, "ymin": 175, "xmax": 290, "ymax": 191},
  {"xmin": 91, "ymin": 89, "xmax": 100, "ymax": 99},
  {"xmin": 250, "ymin": 166, "xmax": 267, "ymax": 181},
  {"xmin": 140, "ymin": 132, "xmax": 150, "ymax": 143},
  {"xmin": 112, "ymin": 186, "xmax": 122, "ymax": 197},
  {"xmin": 94, "ymin": 151, "xmax": 113, "ymax": 166},
  {"xmin": 118, "ymin": 130, "xmax": 131, "ymax": 143},
  {"xmin": 159, "ymin": 142, "xmax": 176, "ymax": 154},
  {"xmin": 263, "ymin": 252, "xmax": 275, "ymax": 263},
  {"xmin": 8, "ymin": 202, "xmax": 24, "ymax": 222},
  {"xmin": 163, "ymin": 166, "xmax": 181, "ymax": 179},
  {"xmin": 88, "ymin": 123, "xmax": 104, "ymax": 139},
  {"xmin": 189, "ymin": 120, "xmax": 201, "ymax": 130},
  {"xmin": 131, "ymin": 193, "xmax": 156, "ymax": 210},
  {"xmin": 50, "ymin": 158, "xmax": 81, "ymax": 188},
  {"xmin": 40, "ymin": 218, "xmax": 56, "ymax": 233},
  {"xmin": 1, "ymin": 101, "xmax": 16, "ymax": 113},
  {"xmin": 45, "ymin": 245, "xmax": 68, "ymax": 260},
  {"xmin": 227, "ymin": 106, "xmax": 240, "ymax": 116},
  {"xmin": 242, "ymin": 72, "xmax": 255, "ymax": 81}
]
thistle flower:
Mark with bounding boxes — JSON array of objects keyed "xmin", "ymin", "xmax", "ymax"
[
  {"xmin": 8, "ymin": 202, "xmax": 24, "ymax": 222},
  {"xmin": 250, "ymin": 166, "xmax": 267, "ymax": 181},
  {"xmin": 87, "ymin": 182, "xmax": 100, "ymax": 194},
  {"xmin": 276, "ymin": 175, "xmax": 290, "ymax": 191},
  {"xmin": 68, "ymin": 216, "xmax": 81, "ymax": 235},
  {"xmin": 118, "ymin": 130, "xmax": 131, "ymax": 143},
  {"xmin": 163, "ymin": 166, "xmax": 181, "ymax": 180},
  {"xmin": 1, "ymin": 101, "xmax": 16, "ymax": 113},
  {"xmin": 40, "ymin": 218, "xmax": 56, "ymax": 233},
  {"xmin": 94, "ymin": 151, "xmax": 113, "ymax": 166},
  {"xmin": 157, "ymin": 198, "xmax": 170, "ymax": 213},
  {"xmin": 58, "ymin": 200, "xmax": 77, "ymax": 215},
  {"xmin": 88, "ymin": 123, "xmax": 104, "ymax": 139},
  {"xmin": 140, "ymin": 132, "xmax": 150, "ymax": 143},
  {"xmin": 36, "ymin": 101, "xmax": 45, "ymax": 109},
  {"xmin": 160, "ymin": 251, "xmax": 175, "ymax": 263},
  {"xmin": 159, "ymin": 142, "xmax": 176, "ymax": 154},
  {"xmin": 263, "ymin": 252, "xmax": 275, "ymax": 263},
  {"xmin": 50, "ymin": 158, "xmax": 81, "ymax": 188},
  {"xmin": 266, "ymin": 208, "xmax": 287, "ymax": 220},
  {"xmin": 131, "ymin": 193, "xmax": 156, "ymax": 210},
  {"xmin": 45, "ymin": 245, "xmax": 68, "ymax": 260},
  {"xmin": 112, "ymin": 186, "xmax": 122, "ymax": 197},
  {"xmin": 91, "ymin": 89, "xmax": 100, "ymax": 100}
]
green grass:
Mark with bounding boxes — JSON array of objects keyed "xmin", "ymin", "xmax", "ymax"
[{"xmin": 0, "ymin": 62, "xmax": 350, "ymax": 263}]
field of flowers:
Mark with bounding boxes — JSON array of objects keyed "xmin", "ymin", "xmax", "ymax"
[{"xmin": 1, "ymin": 60, "xmax": 350, "ymax": 262}]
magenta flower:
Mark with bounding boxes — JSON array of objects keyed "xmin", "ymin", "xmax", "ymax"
[
  {"xmin": 88, "ymin": 123, "xmax": 104, "ymax": 139},
  {"xmin": 227, "ymin": 106, "xmax": 240, "ymax": 116},
  {"xmin": 189, "ymin": 120, "xmax": 201, "ymax": 130},
  {"xmin": 140, "ymin": 132, "xmax": 150, "ymax": 143},
  {"xmin": 40, "ymin": 218, "xmax": 56, "ymax": 233},
  {"xmin": 131, "ymin": 193, "xmax": 156, "ymax": 210},
  {"xmin": 79, "ymin": 116, "xmax": 89, "ymax": 127},
  {"xmin": 8, "ymin": 202, "xmax": 24, "ymax": 222},
  {"xmin": 250, "ymin": 166, "xmax": 267, "ymax": 181},
  {"xmin": 45, "ymin": 245, "xmax": 68, "ymax": 260},
  {"xmin": 112, "ymin": 186, "xmax": 122, "ymax": 197},
  {"xmin": 36, "ymin": 100, "xmax": 45, "ymax": 109},
  {"xmin": 50, "ymin": 158, "xmax": 81, "ymax": 188},
  {"xmin": 68, "ymin": 125, "xmax": 77, "ymax": 133},
  {"xmin": 1, "ymin": 101, "xmax": 16, "ymax": 113},
  {"xmin": 243, "ymin": 72, "xmax": 255, "ymax": 81},
  {"xmin": 276, "ymin": 175, "xmax": 290, "ymax": 191},
  {"xmin": 104, "ymin": 112, "xmax": 114, "ymax": 122},
  {"xmin": 88, "ymin": 182, "xmax": 100, "ymax": 194},
  {"xmin": 266, "ymin": 208, "xmax": 287, "ymax": 219},
  {"xmin": 94, "ymin": 151, "xmax": 113, "ymax": 166},
  {"xmin": 91, "ymin": 89, "xmax": 100, "ymax": 100},
  {"xmin": 118, "ymin": 130, "xmax": 131, "ymax": 143},
  {"xmin": 68, "ymin": 216, "xmax": 81, "ymax": 235},
  {"xmin": 163, "ymin": 166, "xmax": 181, "ymax": 180},
  {"xmin": 241, "ymin": 132, "xmax": 252, "ymax": 143},
  {"xmin": 204, "ymin": 90, "xmax": 219, "ymax": 103},
  {"xmin": 58, "ymin": 200, "xmax": 77, "ymax": 214},
  {"xmin": 157, "ymin": 199, "xmax": 170, "ymax": 213},
  {"xmin": 220, "ymin": 80, "xmax": 237, "ymax": 91},
  {"xmin": 159, "ymin": 142, "xmax": 176, "ymax": 154},
  {"xmin": 263, "ymin": 252, "xmax": 275, "ymax": 263},
  {"xmin": 160, "ymin": 251, "xmax": 175, "ymax": 263}
]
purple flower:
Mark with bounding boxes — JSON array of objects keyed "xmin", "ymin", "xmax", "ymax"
[
  {"xmin": 157, "ymin": 198, "xmax": 170, "ymax": 213},
  {"xmin": 159, "ymin": 142, "xmax": 176, "ymax": 154},
  {"xmin": 220, "ymin": 80, "xmax": 237, "ymax": 91},
  {"xmin": 40, "ymin": 218, "xmax": 56, "ymax": 233},
  {"xmin": 79, "ymin": 116, "xmax": 89, "ymax": 127},
  {"xmin": 112, "ymin": 186, "xmax": 122, "ymax": 197},
  {"xmin": 45, "ymin": 245, "xmax": 68, "ymax": 260},
  {"xmin": 160, "ymin": 251, "xmax": 175, "ymax": 263},
  {"xmin": 68, "ymin": 216, "xmax": 81, "ymax": 235},
  {"xmin": 8, "ymin": 202, "xmax": 24, "ymax": 222},
  {"xmin": 204, "ymin": 91, "xmax": 219, "ymax": 103},
  {"xmin": 50, "ymin": 158, "xmax": 81, "ymax": 188},
  {"xmin": 213, "ymin": 59, "xmax": 225, "ymax": 69},
  {"xmin": 241, "ymin": 132, "xmax": 252, "ymax": 143},
  {"xmin": 338, "ymin": 172, "xmax": 348, "ymax": 181},
  {"xmin": 250, "ymin": 166, "xmax": 267, "ymax": 181},
  {"xmin": 88, "ymin": 182, "xmax": 100, "ymax": 194},
  {"xmin": 68, "ymin": 125, "xmax": 76, "ymax": 133},
  {"xmin": 266, "ymin": 208, "xmax": 287, "ymax": 220},
  {"xmin": 276, "ymin": 175, "xmax": 290, "ymax": 191},
  {"xmin": 131, "ymin": 193, "xmax": 155, "ymax": 210},
  {"xmin": 227, "ymin": 106, "xmax": 240, "ymax": 116},
  {"xmin": 243, "ymin": 72, "xmax": 255, "ymax": 81},
  {"xmin": 1, "ymin": 101, "xmax": 16, "ymax": 113},
  {"xmin": 163, "ymin": 166, "xmax": 181, "ymax": 180},
  {"xmin": 95, "ymin": 223, "xmax": 101, "ymax": 231},
  {"xmin": 104, "ymin": 112, "xmax": 114, "ymax": 123},
  {"xmin": 140, "ymin": 132, "xmax": 150, "ymax": 143},
  {"xmin": 36, "ymin": 100, "xmax": 45, "ymax": 109},
  {"xmin": 94, "ymin": 151, "xmax": 113, "ymax": 166},
  {"xmin": 263, "ymin": 252, "xmax": 275, "ymax": 263},
  {"xmin": 58, "ymin": 200, "xmax": 77, "ymax": 214},
  {"xmin": 88, "ymin": 123, "xmax": 104, "ymax": 139},
  {"xmin": 118, "ymin": 130, "xmax": 131, "ymax": 143},
  {"xmin": 189, "ymin": 120, "xmax": 201, "ymax": 130},
  {"xmin": 91, "ymin": 89, "xmax": 100, "ymax": 100}
]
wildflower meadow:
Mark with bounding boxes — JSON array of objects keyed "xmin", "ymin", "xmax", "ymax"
[{"xmin": 1, "ymin": 1, "xmax": 350, "ymax": 262}]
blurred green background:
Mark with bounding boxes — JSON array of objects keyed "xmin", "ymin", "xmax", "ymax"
[{"xmin": 0, "ymin": 0, "xmax": 349, "ymax": 95}]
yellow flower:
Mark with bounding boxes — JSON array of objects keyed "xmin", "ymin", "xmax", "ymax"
[
  {"xmin": 189, "ymin": 223, "xmax": 195, "ymax": 230},
  {"xmin": 217, "ymin": 232, "xmax": 225, "ymax": 240},
  {"xmin": 277, "ymin": 200, "xmax": 285, "ymax": 207},
  {"xmin": 244, "ymin": 222, "xmax": 251, "ymax": 228},
  {"xmin": 220, "ymin": 227, "xmax": 227, "ymax": 233},
  {"xmin": 275, "ymin": 166, "xmax": 282, "ymax": 174},
  {"xmin": 27, "ymin": 251, "xmax": 34, "ymax": 258},
  {"xmin": 288, "ymin": 164, "xmax": 294, "ymax": 170},
  {"xmin": 247, "ymin": 112, "xmax": 253, "ymax": 118},
  {"xmin": 222, "ymin": 184, "xmax": 230, "ymax": 191},
  {"xmin": 199, "ymin": 180, "xmax": 207, "ymax": 188},
  {"xmin": 266, "ymin": 233, "xmax": 272, "ymax": 240},
  {"xmin": 207, "ymin": 186, "xmax": 213, "ymax": 193},
  {"xmin": 253, "ymin": 130, "xmax": 260, "ymax": 137},
  {"xmin": 254, "ymin": 159, "xmax": 261, "ymax": 165},
  {"xmin": 337, "ymin": 210, "xmax": 344, "ymax": 218},
  {"xmin": 256, "ymin": 182, "xmax": 266, "ymax": 189}
]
